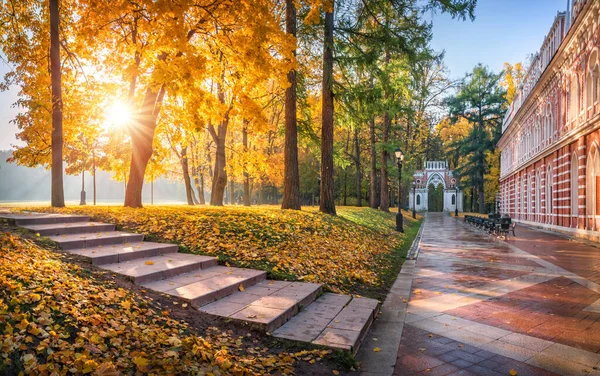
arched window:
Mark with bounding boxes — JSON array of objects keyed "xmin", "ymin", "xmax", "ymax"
[
  {"xmin": 416, "ymin": 195, "xmax": 421, "ymax": 205},
  {"xmin": 571, "ymin": 153, "xmax": 579, "ymax": 217},
  {"xmin": 587, "ymin": 50, "xmax": 598, "ymax": 110},
  {"xmin": 546, "ymin": 165, "xmax": 553, "ymax": 223},
  {"xmin": 452, "ymin": 194, "xmax": 456, "ymax": 205},
  {"xmin": 521, "ymin": 176, "xmax": 525, "ymax": 220},
  {"xmin": 571, "ymin": 76, "xmax": 580, "ymax": 124},
  {"xmin": 527, "ymin": 174, "xmax": 532, "ymax": 220},
  {"xmin": 534, "ymin": 123, "xmax": 539, "ymax": 151},
  {"xmin": 535, "ymin": 171, "xmax": 541, "ymax": 222},
  {"xmin": 549, "ymin": 111, "xmax": 554, "ymax": 142},
  {"xmin": 587, "ymin": 71, "xmax": 594, "ymax": 109},
  {"xmin": 515, "ymin": 178, "xmax": 520, "ymax": 218},
  {"xmin": 586, "ymin": 146, "xmax": 600, "ymax": 230}
]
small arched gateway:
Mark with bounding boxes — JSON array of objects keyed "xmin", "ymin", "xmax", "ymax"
[{"xmin": 409, "ymin": 161, "xmax": 463, "ymax": 213}]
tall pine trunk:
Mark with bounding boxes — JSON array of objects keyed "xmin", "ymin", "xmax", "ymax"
[
  {"xmin": 320, "ymin": 6, "xmax": 336, "ymax": 215},
  {"xmin": 379, "ymin": 51, "xmax": 391, "ymax": 212},
  {"xmin": 369, "ymin": 118, "xmax": 379, "ymax": 208},
  {"xmin": 354, "ymin": 126, "xmax": 362, "ymax": 207},
  {"xmin": 49, "ymin": 0, "xmax": 64, "ymax": 207},
  {"xmin": 281, "ymin": 0, "xmax": 301, "ymax": 210},
  {"xmin": 180, "ymin": 146, "xmax": 195, "ymax": 205}
]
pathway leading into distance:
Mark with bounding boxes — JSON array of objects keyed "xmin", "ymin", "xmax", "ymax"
[{"xmin": 394, "ymin": 213, "xmax": 600, "ymax": 376}]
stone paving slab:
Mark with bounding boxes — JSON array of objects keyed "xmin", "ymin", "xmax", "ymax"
[
  {"xmin": 0, "ymin": 212, "xmax": 90, "ymax": 225},
  {"xmin": 273, "ymin": 293, "xmax": 351, "ymax": 342},
  {"xmin": 200, "ymin": 281, "xmax": 322, "ymax": 332},
  {"xmin": 274, "ymin": 293, "xmax": 379, "ymax": 353},
  {"xmin": 65, "ymin": 241, "xmax": 178, "ymax": 265},
  {"xmin": 159, "ymin": 268, "xmax": 267, "ymax": 307},
  {"xmin": 21, "ymin": 221, "xmax": 116, "ymax": 236},
  {"xmin": 49, "ymin": 231, "xmax": 144, "ymax": 250},
  {"xmin": 102, "ymin": 253, "xmax": 218, "ymax": 284}
]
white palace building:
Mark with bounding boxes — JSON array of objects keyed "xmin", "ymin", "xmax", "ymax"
[{"xmin": 498, "ymin": 0, "xmax": 600, "ymax": 239}]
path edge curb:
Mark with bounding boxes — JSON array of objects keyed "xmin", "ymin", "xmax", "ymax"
[{"xmin": 355, "ymin": 217, "xmax": 425, "ymax": 375}]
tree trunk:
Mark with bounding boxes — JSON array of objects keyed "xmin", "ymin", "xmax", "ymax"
[
  {"xmin": 49, "ymin": 0, "xmax": 64, "ymax": 207},
  {"xmin": 320, "ymin": 6, "xmax": 336, "ymax": 215},
  {"xmin": 380, "ymin": 112, "xmax": 390, "ymax": 212},
  {"xmin": 354, "ymin": 125, "xmax": 362, "ymax": 207},
  {"xmin": 229, "ymin": 177, "xmax": 235, "ymax": 205},
  {"xmin": 281, "ymin": 0, "xmax": 301, "ymax": 210},
  {"xmin": 343, "ymin": 130, "xmax": 350, "ymax": 206},
  {"xmin": 124, "ymin": 87, "xmax": 164, "ymax": 207},
  {"xmin": 243, "ymin": 124, "xmax": 251, "ymax": 206},
  {"xmin": 210, "ymin": 131, "xmax": 227, "ymax": 206},
  {"xmin": 380, "ymin": 50, "xmax": 391, "ymax": 213},
  {"xmin": 479, "ymin": 169, "xmax": 485, "ymax": 214},
  {"xmin": 470, "ymin": 186, "xmax": 475, "ymax": 213},
  {"xmin": 208, "ymin": 70, "xmax": 229, "ymax": 206},
  {"xmin": 369, "ymin": 118, "xmax": 379, "ymax": 208},
  {"xmin": 180, "ymin": 146, "xmax": 195, "ymax": 205},
  {"xmin": 198, "ymin": 170, "xmax": 206, "ymax": 205},
  {"xmin": 92, "ymin": 150, "xmax": 97, "ymax": 205},
  {"xmin": 189, "ymin": 140, "xmax": 201, "ymax": 205}
]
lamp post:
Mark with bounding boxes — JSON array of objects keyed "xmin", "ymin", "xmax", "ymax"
[
  {"xmin": 412, "ymin": 181, "xmax": 416, "ymax": 219},
  {"xmin": 79, "ymin": 133, "xmax": 87, "ymax": 206},
  {"xmin": 455, "ymin": 183, "xmax": 459, "ymax": 217},
  {"xmin": 395, "ymin": 147, "xmax": 404, "ymax": 233}
]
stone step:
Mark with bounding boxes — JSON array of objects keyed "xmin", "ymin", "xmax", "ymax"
[
  {"xmin": 63, "ymin": 242, "xmax": 179, "ymax": 265},
  {"xmin": 272, "ymin": 293, "xmax": 380, "ymax": 353},
  {"xmin": 48, "ymin": 231, "xmax": 144, "ymax": 250},
  {"xmin": 199, "ymin": 280, "xmax": 322, "ymax": 332},
  {"xmin": 144, "ymin": 266, "xmax": 268, "ymax": 308},
  {"xmin": 1, "ymin": 213, "xmax": 90, "ymax": 226},
  {"xmin": 101, "ymin": 253, "xmax": 218, "ymax": 284},
  {"xmin": 22, "ymin": 221, "xmax": 116, "ymax": 236}
]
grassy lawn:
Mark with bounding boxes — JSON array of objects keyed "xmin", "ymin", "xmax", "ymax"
[
  {"xmin": 0, "ymin": 226, "xmax": 336, "ymax": 375},
  {"xmin": 14, "ymin": 205, "xmax": 422, "ymax": 300}
]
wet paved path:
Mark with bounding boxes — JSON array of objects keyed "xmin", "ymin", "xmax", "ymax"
[{"xmin": 394, "ymin": 213, "xmax": 600, "ymax": 376}]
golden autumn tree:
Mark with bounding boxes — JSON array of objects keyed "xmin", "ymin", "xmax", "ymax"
[
  {"xmin": 501, "ymin": 61, "xmax": 526, "ymax": 105},
  {"xmin": 66, "ymin": 0, "xmax": 293, "ymax": 207},
  {"xmin": 0, "ymin": 0, "xmax": 112, "ymax": 205}
]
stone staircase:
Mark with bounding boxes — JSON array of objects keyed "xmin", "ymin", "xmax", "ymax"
[{"xmin": 1, "ymin": 212, "xmax": 379, "ymax": 353}]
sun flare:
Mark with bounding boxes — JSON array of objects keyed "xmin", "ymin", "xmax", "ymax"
[{"xmin": 103, "ymin": 101, "xmax": 133, "ymax": 130}]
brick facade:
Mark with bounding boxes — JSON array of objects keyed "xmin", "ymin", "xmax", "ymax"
[{"xmin": 498, "ymin": 0, "xmax": 600, "ymax": 238}]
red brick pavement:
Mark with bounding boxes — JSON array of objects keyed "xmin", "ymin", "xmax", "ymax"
[
  {"xmin": 411, "ymin": 266, "xmax": 530, "ymax": 301},
  {"xmin": 508, "ymin": 225, "xmax": 600, "ymax": 284},
  {"xmin": 393, "ymin": 326, "xmax": 558, "ymax": 376},
  {"xmin": 448, "ymin": 276, "xmax": 600, "ymax": 353},
  {"xmin": 394, "ymin": 215, "xmax": 600, "ymax": 375}
]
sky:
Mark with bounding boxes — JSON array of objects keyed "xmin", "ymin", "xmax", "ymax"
[{"xmin": 0, "ymin": 0, "xmax": 569, "ymax": 151}]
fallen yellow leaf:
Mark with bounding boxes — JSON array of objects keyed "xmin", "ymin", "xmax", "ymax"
[
  {"xmin": 373, "ymin": 347, "xmax": 381, "ymax": 352},
  {"xmin": 144, "ymin": 261, "xmax": 154, "ymax": 265}
]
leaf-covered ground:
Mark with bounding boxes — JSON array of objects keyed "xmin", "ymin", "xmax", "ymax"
[
  {"xmin": 0, "ymin": 230, "xmax": 336, "ymax": 375},
  {"xmin": 16, "ymin": 205, "xmax": 421, "ymax": 299}
]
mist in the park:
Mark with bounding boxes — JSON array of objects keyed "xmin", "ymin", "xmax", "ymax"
[{"xmin": 2, "ymin": 0, "xmax": 599, "ymax": 375}]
